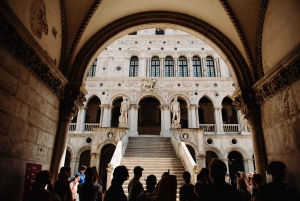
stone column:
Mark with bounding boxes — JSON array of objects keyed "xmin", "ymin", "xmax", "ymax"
[
  {"xmin": 195, "ymin": 106, "xmax": 199, "ymax": 128},
  {"xmin": 222, "ymin": 159, "xmax": 230, "ymax": 174},
  {"xmin": 128, "ymin": 104, "xmax": 139, "ymax": 136},
  {"xmin": 101, "ymin": 104, "xmax": 112, "ymax": 127},
  {"xmin": 106, "ymin": 164, "xmax": 113, "ymax": 189},
  {"xmin": 215, "ymin": 58, "xmax": 221, "ymax": 77},
  {"xmin": 201, "ymin": 57, "xmax": 207, "ymax": 77},
  {"xmin": 139, "ymin": 56, "xmax": 146, "ymax": 77},
  {"xmin": 160, "ymin": 104, "xmax": 171, "ymax": 137},
  {"xmin": 160, "ymin": 57, "xmax": 164, "ymax": 77},
  {"xmin": 189, "ymin": 56, "xmax": 193, "ymax": 77},
  {"xmin": 99, "ymin": 105, "xmax": 104, "ymax": 127},
  {"xmin": 189, "ymin": 105, "xmax": 198, "ymax": 128},
  {"xmin": 196, "ymin": 154, "xmax": 206, "ymax": 169},
  {"xmin": 90, "ymin": 153, "xmax": 101, "ymax": 170},
  {"xmin": 76, "ymin": 106, "xmax": 87, "ymax": 132},
  {"xmin": 146, "ymin": 58, "xmax": 150, "ymax": 77},
  {"xmin": 244, "ymin": 158, "xmax": 254, "ymax": 174},
  {"xmin": 214, "ymin": 105, "xmax": 225, "ymax": 134},
  {"xmin": 196, "ymin": 129, "xmax": 206, "ymax": 169},
  {"xmin": 70, "ymin": 157, "xmax": 78, "ymax": 176},
  {"xmin": 233, "ymin": 92, "xmax": 268, "ymax": 184},
  {"xmin": 174, "ymin": 57, "xmax": 178, "ymax": 77},
  {"xmin": 50, "ymin": 85, "xmax": 87, "ymax": 183}
]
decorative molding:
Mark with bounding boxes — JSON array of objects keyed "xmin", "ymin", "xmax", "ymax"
[
  {"xmin": 58, "ymin": 0, "xmax": 67, "ymax": 72},
  {"xmin": 65, "ymin": 0, "xmax": 103, "ymax": 75},
  {"xmin": 219, "ymin": 0, "xmax": 257, "ymax": 81},
  {"xmin": 60, "ymin": 85, "xmax": 87, "ymax": 118},
  {"xmin": 0, "ymin": 12, "xmax": 65, "ymax": 98},
  {"xmin": 232, "ymin": 91, "xmax": 261, "ymax": 124},
  {"xmin": 256, "ymin": 0, "xmax": 269, "ymax": 79},
  {"xmin": 255, "ymin": 53, "xmax": 300, "ymax": 104},
  {"xmin": 70, "ymin": 11, "xmax": 253, "ymax": 88}
]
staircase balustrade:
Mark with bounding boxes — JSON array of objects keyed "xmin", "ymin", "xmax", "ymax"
[
  {"xmin": 106, "ymin": 130, "xmax": 129, "ymax": 189},
  {"xmin": 170, "ymin": 131, "xmax": 199, "ymax": 183}
]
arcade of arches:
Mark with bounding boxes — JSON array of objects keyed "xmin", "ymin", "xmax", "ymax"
[{"xmin": 0, "ymin": 1, "xmax": 299, "ymax": 200}]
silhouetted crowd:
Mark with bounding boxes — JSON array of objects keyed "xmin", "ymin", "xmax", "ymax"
[{"xmin": 28, "ymin": 159, "xmax": 300, "ymax": 201}]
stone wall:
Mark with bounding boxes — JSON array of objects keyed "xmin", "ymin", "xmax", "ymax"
[
  {"xmin": 261, "ymin": 79, "xmax": 300, "ymax": 190},
  {"xmin": 0, "ymin": 46, "xmax": 60, "ymax": 200}
]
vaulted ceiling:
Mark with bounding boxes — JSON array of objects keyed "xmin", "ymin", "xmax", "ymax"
[{"xmin": 2, "ymin": 0, "xmax": 300, "ymax": 87}]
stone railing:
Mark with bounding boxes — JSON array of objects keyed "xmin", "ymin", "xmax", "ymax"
[
  {"xmin": 223, "ymin": 124, "xmax": 239, "ymax": 132},
  {"xmin": 69, "ymin": 123, "xmax": 76, "ymax": 131},
  {"xmin": 199, "ymin": 124, "xmax": 215, "ymax": 133},
  {"xmin": 84, "ymin": 123, "xmax": 100, "ymax": 131},
  {"xmin": 106, "ymin": 131, "xmax": 128, "ymax": 189},
  {"xmin": 170, "ymin": 130, "xmax": 199, "ymax": 183}
]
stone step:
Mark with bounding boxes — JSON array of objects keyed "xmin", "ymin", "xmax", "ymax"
[{"xmin": 122, "ymin": 137, "xmax": 184, "ymax": 201}]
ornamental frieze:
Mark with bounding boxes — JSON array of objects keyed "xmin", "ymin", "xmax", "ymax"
[
  {"xmin": 255, "ymin": 55, "xmax": 300, "ymax": 104},
  {"xmin": 0, "ymin": 13, "xmax": 65, "ymax": 99}
]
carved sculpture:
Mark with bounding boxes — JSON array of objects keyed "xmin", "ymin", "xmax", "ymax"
[
  {"xmin": 118, "ymin": 97, "xmax": 129, "ymax": 127},
  {"xmin": 171, "ymin": 96, "xmax": 181, "ymax": 128},
  {"xmin": 29, "ymin": 0, "xmax": 48, "ymax": 39},
  {"xmin": 141, "ymin": 78, "xmax": 156, "ymax": 90}
]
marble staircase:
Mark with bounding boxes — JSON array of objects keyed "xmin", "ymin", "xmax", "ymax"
[{"xmin": 120, "ymin": 136, "xmax": 185, "ymax": 200}]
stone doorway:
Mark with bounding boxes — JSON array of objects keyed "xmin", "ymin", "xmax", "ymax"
[
  {"xmin": 100, "ymin": 144, "xmax": 116, "ymax": 191},
  {"xmin": 138, "ymin": 97, "xmax": 161, "ymax": 135}
]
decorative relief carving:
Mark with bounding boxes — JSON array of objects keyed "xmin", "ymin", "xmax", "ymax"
[
  {"xmin": 29, "ymin": 0, "xmax": 48, "ymax": 39},
  {"xmin": 255, "ymin": 56, "xmax": 300, "ymax": 104},
  {"xmin": 232, "ymin": 92, "xmax": 261, "ymax": 124},
  {"xmin": 60, "ymin": 85, "xmax": 87, "ymax": 118},
  {"xmin": 35, "ymin": 147, "xmax": 47, "ymax": 161},
  {"xmin": 52, "ymin": 26, "xmax": 57, "ymax": 38},
  {"xmin": 0, "ymin": 14, "xmax": 65, "ymax": 98}
]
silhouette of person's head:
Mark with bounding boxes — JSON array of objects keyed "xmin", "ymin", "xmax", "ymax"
[
  {"xmin": 134, "ymin": 166, "xmax": 144, "ymax": 178},
  {"xmin": 267, "ymin": 161, "xmax": 287, "ymax": 183},
  {"xmin": 113, "ymin": 165, "xmax": 129, "ymax": 183},
  {"xmin": 183, "ymin": 171, "xmax": 191, "ymax": 183},
  {"xmin": 209, "ymin": 158, "xmax": 227, "ymax": 182}
]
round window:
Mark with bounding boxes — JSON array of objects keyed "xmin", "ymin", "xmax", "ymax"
[
  {"xmin": 86, "ymin": 137, "xmax": 92, "ymax": 144},
  {"xmin": 232, "ymin": 139, "xmax": 237, "ymax": 144},
  {"xmin": 207, "ymin": 138, "xmax": 213, "ymax": 145}
]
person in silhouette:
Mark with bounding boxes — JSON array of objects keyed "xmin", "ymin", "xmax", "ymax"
[
  {"xmin": 180, "ymin": 171, "xmax": 195, "ymax": 201},
  {"xmin": 128, "ymin": 166, "xmax": 144, "ymax": 201},
  {"xmin": 104, "ymin": 165, "xmax": 129, "ymax": 201},
  {"xmin": 260, "ymin": 161, "xmax": 300, "ymax": 201},
  {"xmin": 203, "ymin": 158, "xmax": 242, "ymax": 201}
]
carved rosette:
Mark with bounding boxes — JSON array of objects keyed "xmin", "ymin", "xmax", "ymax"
[{"xmin": 60, "ymin": 85, "xmax": 87, "ymax": 118}]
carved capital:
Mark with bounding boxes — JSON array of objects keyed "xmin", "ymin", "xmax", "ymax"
[
  {"xmin": 129, "ymin": 104, "xmax": 139, "ymax": 110},
  {"xmin": 60, "ymin": 84, "xmax": 87, "ymax": 118},
  {"xmin": 160, "ymin": 104, "xmax": 170, "ymax": 110},
  {"xmin": 232, "ymin": 90, "xmax": 261, "ymax": 125}
]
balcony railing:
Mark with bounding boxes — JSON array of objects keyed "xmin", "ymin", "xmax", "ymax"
[
  {"xmin": 69, "ymin": 123, "xmax": 76, "ymax": 131},
  {"xmin": 199, "ymin": 124, "xmax": 215, "ymax": 132},
  {"xmin": 84, "ymin": 123, "xmax": 101, "ymax": 131},
  {"xmin": 223, "ymin": 124, "xmax": 239, "ymax": 132}
]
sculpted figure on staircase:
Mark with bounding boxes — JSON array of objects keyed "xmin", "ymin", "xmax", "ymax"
[
  {"xmin": 119, "ymin": 97, "xmax": 129, "ymax": 127},
  {"xmin": 171, "ymin": 96, "xmax": 181, "ymax": 128}
]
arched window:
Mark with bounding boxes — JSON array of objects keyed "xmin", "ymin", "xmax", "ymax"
[
  {"xmin": 228, "ymin": 69, "xmax": 232, "ymax": 77},
  {"xmin": 87, "ymin": 59, "xmax": 97, "ymax": 77},
  {"xmin": 193, "ymin": 56, "xmax": 202, "ymax": 77},
  {"xmin": 129, "ymin": 56, "xmax": 139, "ymax": 77},
  {"xmin": 156, "ymin": 28, "xmax": 165, "ymax": 35},
  {"xmin": 164, "ymin": 56, "xmax": 174, "ymax": 77},
  {"xmin": 151, "ymin": 56, "xmax": 160, "ymax": 77},
  {"xmin": 178, "ymin": 56, "xmax": 188, "ymax": 77},
  {"xmin": 206, "ymin": 56, "xmax": 215, "ymax": 77}
]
